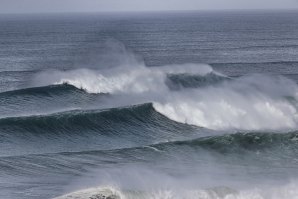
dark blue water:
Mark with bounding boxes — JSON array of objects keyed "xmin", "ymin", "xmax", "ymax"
[{"xmin": 1, "ymin": 11, "xmax": 298, "ymax": 199}]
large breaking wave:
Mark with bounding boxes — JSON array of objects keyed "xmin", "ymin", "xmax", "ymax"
[
  {"xmin": 53, "ymin": 183, "xmax": 298, "ymax": 199},
  {"xmin": 30, "ymin": 60, "xmax": 298, "ymax": 131}
]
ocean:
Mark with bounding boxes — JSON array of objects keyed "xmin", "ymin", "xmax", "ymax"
[{"xmin": 1, "ymin": 10, "xmax": 298, "ymax": 199}]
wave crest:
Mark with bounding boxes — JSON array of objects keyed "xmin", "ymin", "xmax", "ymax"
[
  {"xmin": 153, "ymin": 74, "xmax": 298, "ymax": 130},
  {"xmin": 33, "ymin": 63, "xmax": 215, "ymax": 94}
]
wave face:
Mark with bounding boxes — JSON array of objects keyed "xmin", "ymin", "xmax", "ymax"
[{"xmin": 0, "ymin": 103, "xmax": 201, "ymax": 157}]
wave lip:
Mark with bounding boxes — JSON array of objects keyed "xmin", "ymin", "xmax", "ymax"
[{"xmin": 0, "ymin": 83, "xmax": 82, "ymax": 98}]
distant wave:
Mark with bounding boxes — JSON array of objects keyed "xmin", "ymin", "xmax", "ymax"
[
  {"xmin": 160, "ymin": 131, "xmax": 298, "ymax": 155},
  {"xmin": 166, "ymin": 72, "xmax": 229, "ymax": 90},
  {"xmin": 0, "ymin": 72, "xmax": 226, "ymax": 97},
  {"xmin": 56, "ymin": 131, "xmax": 298, "ymax": 157},
  {"xmin": 4, "ymin": 130, "xmax": 297, "ymax": 160},
  {"xmin": 1, "ymin": 130, "xmax": 297, "ymax": 177},
  {"xmin": 0, "ymin": 84, "xmax": 84, "ymax": 97},
  {"xmin": 32, "ymin": 63, "xmax": 216, "ymax": 94}
]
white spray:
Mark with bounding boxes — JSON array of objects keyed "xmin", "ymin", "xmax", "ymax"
[{"xmin": 32, "ymin": 44, "xmax": 298, "ymax": 131}]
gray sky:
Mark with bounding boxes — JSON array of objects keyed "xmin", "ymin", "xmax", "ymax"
[{"xmin": 1, "ymin": 0, "xmax": 298, "ymax": 13}]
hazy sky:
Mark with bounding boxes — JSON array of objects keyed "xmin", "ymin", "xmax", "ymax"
[{"xmin": 1, "ymin": 0, "xmax": 298, "ymax": 13}]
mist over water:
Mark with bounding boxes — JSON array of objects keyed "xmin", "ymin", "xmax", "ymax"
[
  {"xmin": 1, "ymin": 12, "xmax": 298, "ymax": 199},
  {"xmin": 32, "ymin": 45, "xmax": 298, "ymax": 131}
]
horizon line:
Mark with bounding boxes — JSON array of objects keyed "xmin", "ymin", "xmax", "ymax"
[{"xmin": 1, "ymin": 8, "xmax": 298, "ymax": 15}]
